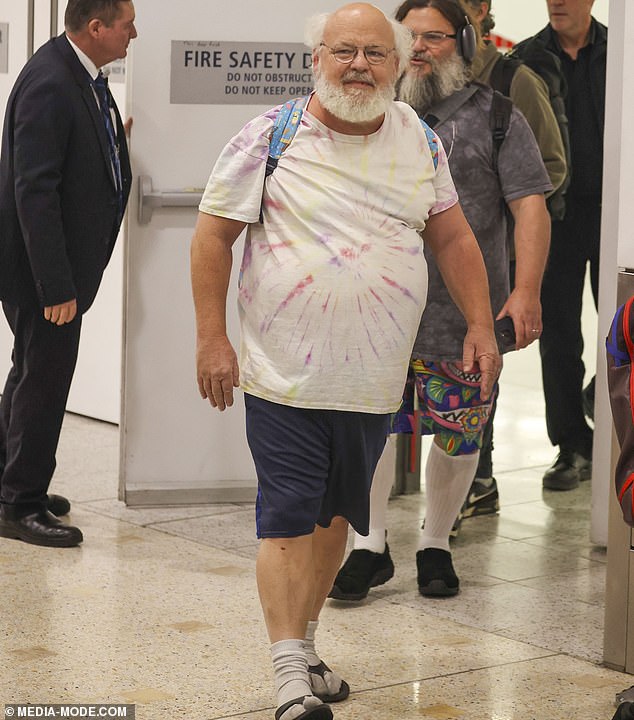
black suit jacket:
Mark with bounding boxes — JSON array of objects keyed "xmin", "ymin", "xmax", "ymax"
[{"xmin": 0, "ymin": 34, "xmax": 132, "ymax": 313}]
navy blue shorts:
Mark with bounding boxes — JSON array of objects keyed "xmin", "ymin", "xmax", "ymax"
[{"xmin": 244, "ymin": 393, "xmax": 390, "ymax": 539}]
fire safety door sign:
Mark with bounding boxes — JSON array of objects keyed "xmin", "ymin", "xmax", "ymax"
[{"xmin": 170, "ymin": 40, "xmax": 314, "ymax": 105}]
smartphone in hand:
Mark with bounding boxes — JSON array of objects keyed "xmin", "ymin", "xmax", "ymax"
[{"xmin": 495, "ymin": 316, "xmax": 516, "ymax": 352}]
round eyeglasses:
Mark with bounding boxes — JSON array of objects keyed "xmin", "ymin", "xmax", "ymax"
[
  {"xmin": 319, "ymin": 43, "xmax": 395, "ymax": 65},
  {"xmin": 408, "ymin": 30, "xmax": 457, "ymax": 45}
]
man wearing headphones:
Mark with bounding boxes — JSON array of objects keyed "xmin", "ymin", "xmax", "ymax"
[
  {"xmin": 459, "ymin": 0, "xmax": 568, "ymax": 518},
  {"xmin": 329, "ymin": 0, "xmax": 552, "ymax": 600}
]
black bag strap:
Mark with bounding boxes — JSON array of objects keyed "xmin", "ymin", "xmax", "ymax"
[
  {"xmin": 423, "ymin": 84, "xmax": 479, "ymax": 128},
  {"xmin": 488, "ymin": 54, "xmax": 522, "ymax": 98},
  {"xmin": 489, "ymin": 90, "xmax": 513, "ymax": 173}
]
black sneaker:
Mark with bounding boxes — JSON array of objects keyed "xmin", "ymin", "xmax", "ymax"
[
  {"xmin": 542, "ymin": 449, "xmax": 592, "ymax": 491},
  {"xmin": 461, "ymin": 477, "xmax": 500, "ymax": 519},
  {"xmin": 416, "ymin": 548, "xmax": 459, "ymax": 597},
  {"xmin": 328, "ymin": 545, "xmax": 395, "ymax": 601}
]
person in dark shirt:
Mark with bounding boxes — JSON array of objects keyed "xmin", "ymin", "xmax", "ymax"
[
  {"xmin": 516, "ymin": 0, "xmax": 606, "ymax": 491},
  {"xmin": 328, "ymin": 0, "xmax": 550, "ymax": 603}
]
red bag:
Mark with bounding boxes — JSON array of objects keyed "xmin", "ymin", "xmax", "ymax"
[{"xmin": 606, "ymin": 295, "xmax": 634, "ymax": 527}]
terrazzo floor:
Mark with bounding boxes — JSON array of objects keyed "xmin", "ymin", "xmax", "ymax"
[{"xmin": 0, "ymin": 348, "xmax": 631, "ymax": 720}]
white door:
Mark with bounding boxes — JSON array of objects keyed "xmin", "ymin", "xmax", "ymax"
[{"xmin": 0, "ymin": 0, "xmax": 124, "ymax": 423}]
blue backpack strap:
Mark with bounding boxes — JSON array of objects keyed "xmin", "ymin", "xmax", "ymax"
[
  {"xmin": 260, "ymin": 95, "xmax": 310, "ymax": 223},
  {"xmin": 265, "ymin": 94, "xmax": 310, "ymax": 178},
  {"xmin": 420, "ymin": 118, "xmax": 439, "ymax": 171}
]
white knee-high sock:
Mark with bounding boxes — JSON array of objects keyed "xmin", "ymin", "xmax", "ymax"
[
  {"xmin": 419, "ymin": 442, "xmax": 479, "ymax": 552},
  {"xmin": 353, "ymin": 434, "xmax": 397, "ymax": 553},
  {"xmin": 271, "ymin": 639, "xmax": 311, "ymax": 707}
]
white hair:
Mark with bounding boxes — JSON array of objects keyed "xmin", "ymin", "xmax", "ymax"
[
  {"xmin": 304, "ymin": 12, "xmax": 329, "ymax": 50},
  {"xmin": 304, "ymin": 8, "xmax": 413, "ymax": 71},
  {"xmin": 391, "ymin": 18, "xmax": 414, "ymax": 68}
]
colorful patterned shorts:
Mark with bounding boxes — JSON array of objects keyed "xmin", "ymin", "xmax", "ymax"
[{"xmin": 391, "ymin": 359, "xmax": 498, "ymax": 456}]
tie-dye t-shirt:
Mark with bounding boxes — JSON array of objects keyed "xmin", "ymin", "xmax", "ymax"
[{"xmin": 199, "ymin": 99, "xmax": 457, "ymax": 413}]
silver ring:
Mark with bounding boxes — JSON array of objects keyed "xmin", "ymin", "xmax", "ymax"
[{"xmin": 531, "ymin": 328, "xmax": 539, "ymax": 333}]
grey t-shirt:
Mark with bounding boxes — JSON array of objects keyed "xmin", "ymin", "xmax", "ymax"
[{"xmin": 413, "ymin": 84, "xmax": 552, "ymax": 360}]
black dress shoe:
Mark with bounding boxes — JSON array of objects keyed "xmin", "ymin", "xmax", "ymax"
[
  {"xmin": 47, "ymin": 494, "xmax": 71, "ymax": 516},
  {"xmin": 543, "ymin": 450, "xmax": 592, "ymax": 491},
  {"xmin": 0, "ymin": 509, "xmax": 83, "ymax": 547}
]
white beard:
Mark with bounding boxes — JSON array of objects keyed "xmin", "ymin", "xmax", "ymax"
[{"xmin": 314, "ymin": 67, "xmax": 396, "ymax": 124}]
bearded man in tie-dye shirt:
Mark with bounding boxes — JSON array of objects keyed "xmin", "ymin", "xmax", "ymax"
[{"xmin": 191, "ymin": 4, "xmax": 500, "ymax": 719}]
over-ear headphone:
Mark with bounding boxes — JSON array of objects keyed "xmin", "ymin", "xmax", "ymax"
[{"xmin": 455, "ymin": 14, "xmax": 477, "ymax": 63}]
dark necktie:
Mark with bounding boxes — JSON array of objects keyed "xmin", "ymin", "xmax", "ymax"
[{"xmin": 93, "ymin": 71, "xmax": 123, "ymax": 223}]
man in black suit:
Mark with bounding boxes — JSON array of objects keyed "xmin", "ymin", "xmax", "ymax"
[
  {"xmin": 520, "ymin": 0, "xmax": 606, "ymax": 491},
  {"xmin": 0, "ymin": 0, "xmax": 136, "ymax": 547}
]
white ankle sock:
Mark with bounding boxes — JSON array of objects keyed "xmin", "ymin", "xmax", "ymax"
[
  {"xmin": 419, "ymin": 442, "xmax": 479, "ymax": 552},
  {"xmin": 353, "ymin": 434, "xmax": 396, "ymax": 553},
  {"xmin": 271, "ymin": 639, "xmax": 311, "ymax": 708},
  {"xmin": 304, "ymin": 620, "xmax": 320, "ymax": 666}
]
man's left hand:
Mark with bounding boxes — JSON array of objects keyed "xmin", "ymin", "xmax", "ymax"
[
  {"xmin": 498, "ymin": 287, "xmax": 542, "ymax": 349},
  {"xmin": 44, "ymin": 299, "xmax": 77, "ymax": 325}
]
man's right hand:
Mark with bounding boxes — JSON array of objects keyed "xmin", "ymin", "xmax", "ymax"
[
  {"xmin": 462, "ymin": 323, "xmax": 501, "ymax": 402},
  {"xmin": 196, "ymin": 335, "xmax": 240, "ymax": 411},
  {"xmin": 44, "ymin": 299, "xmax": 77, "ymax": 325}
]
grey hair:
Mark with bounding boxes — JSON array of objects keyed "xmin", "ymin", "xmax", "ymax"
[{"xmin": 305, "ymin": 8, "xmax": 413, "ymax": 70}]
